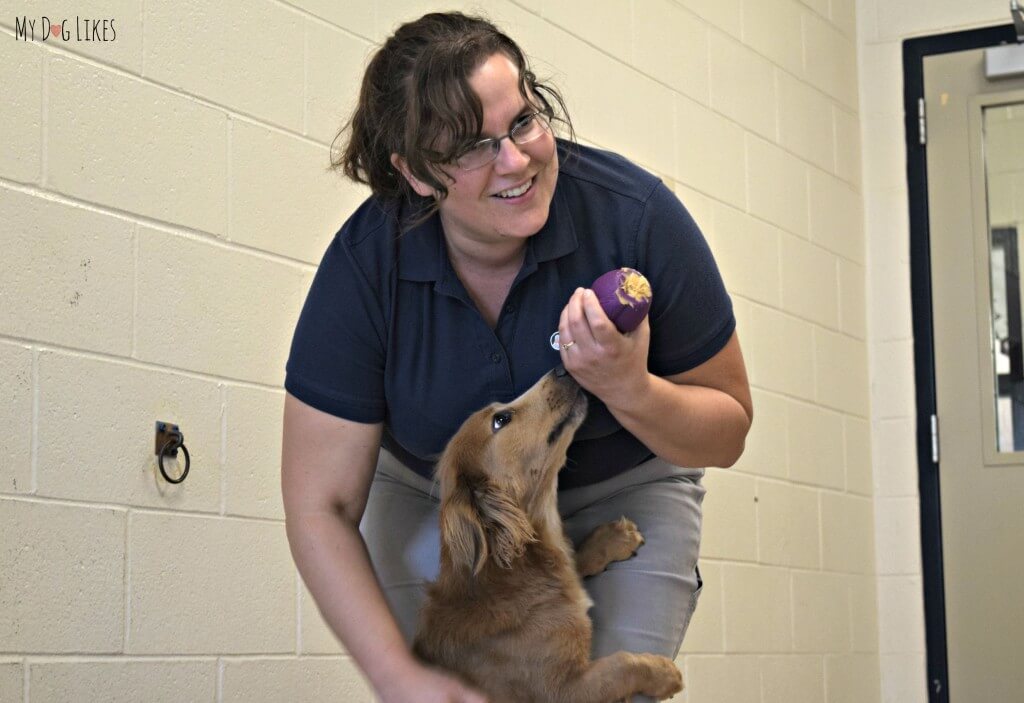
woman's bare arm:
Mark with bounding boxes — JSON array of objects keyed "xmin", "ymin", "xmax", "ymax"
[{"xmin": 281, "ymin": 392, "xmax": 486, "ymax": 702}]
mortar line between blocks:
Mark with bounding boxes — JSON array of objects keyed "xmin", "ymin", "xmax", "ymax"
[
  {"xmin": 268, "ymin": 0, "xmax": 373, "ymax": 44},
  {"xmin": 671, "ymin": 85, "xmax": 680, "ymax": 191},
  {"xmin": 789, "ymin": 571, "xmax": 797, "ymax": 652},
  {"xmin": 832, "ymin": 104, "xmax": 841, "ymax": 177},
  {"xmin": 31, "ymin": 348, "xmax": 39, "ymax": 493},
  {"xmin": 19, "ymin": 654, "xmax": 280, "ymax": 664},
  {"xmin": 59, "ymin": 41, "xmax": 326, "ymax": 152},
  {"xmin": 125, "ymin": 510, "xmax": 132, "ymax": 651},
  {"xmin": 757, "ymin": 661, "xmax": 766, "ymax": 703},
  {"xmin": 0, "ymin": 337, "xmax": 288, "ymax": 396},
  {"xmin": 132, "ymin": 222, "xmax": 139, "ymax": 358},
  {"xmin": 719, "ymin": 565, "xmax": 728, "ymax": 652},
  {"xmin": 628, "ymin": 0, "xmax": 636, "ymax": 66},
  {"xmin": 800, "ymin": 11, "xmax": 809, "ymax": 80},
  {"xmin": 773, "ymin": 68, "xmax": 781, "ymax": 146},
  {"xmin": 571, "ymin": 4, "xmax": 857, "ymax": 119},
  {"xmin": 217, "ymin": 657, "xmax": 224, "ymax": 703},
  {"xmin": 743, "ymin": 133, "xmax": 752, "ymax": 217},
  {"xmin": 847, "ymin": 575, "xmax": 857, "ymax": 653},
  {"xmin": 0, "ymin": 178, "xmax": 319, "ymax": 270},
  {"xmin": 819, "ymin": 651, "xmax": 830, "ymax": 700},
  {"xmin": 23, "ymin": 9, "xmax": 861, "ymax": 152},
  {"xmin": 220, "ymin": 384, "xmax": 227, "ymax": 516},
  {"xmin": 226, "ymin": 117, "xmax": 232, "ymax": 242},
  {"xmin": 1, "ymin": 494, "xmax": 283, "ymax": 525},
  {"xmin": 817, "ymin": 492, "xmax": 825, "ymax": 575},
  {"xmin": 753, "ymin": 477, "xmax": 762, "ymax": 566},
  {"xmin": 296, "ymin": 571, "xmax": 303, "ymax": 655}
]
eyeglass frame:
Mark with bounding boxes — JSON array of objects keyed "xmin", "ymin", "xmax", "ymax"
[{"xmin": 455, "ymin": 110, "xmax": 553, "ymax": 171}]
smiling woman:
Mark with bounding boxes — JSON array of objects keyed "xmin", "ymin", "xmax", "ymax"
[
  {"xmin": 333, "ymin": 13, "xmax": 574, "ymax": 228},
  {"xmin": 283, "ymin": 10, "xmax": 750, "ymax": 703},
  {"xmin": 394, "ymin": 52, "xmax": 561, "ymax": 258}
]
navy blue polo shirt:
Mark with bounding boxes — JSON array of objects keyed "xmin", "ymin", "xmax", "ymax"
[{"xmin": 285, "ymin": 141, "xmax": 734, "ymax": 489}]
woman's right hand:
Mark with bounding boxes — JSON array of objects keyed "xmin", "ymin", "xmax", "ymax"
[{"xmin": 377, "ymin": 662, "xmax": 489, "ymax": 703}]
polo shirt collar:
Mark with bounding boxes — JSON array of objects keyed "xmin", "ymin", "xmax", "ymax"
[
  {"xmin": 396, "ymin": 181, "xmax": 578, "ymax": 283},
  {"xmin": 532, "ymin": 185, "xmax": 578, "ymax": 263},
  {"xmin": 395, "ymin": 210, "xmax": 443, "ymax": 282}
]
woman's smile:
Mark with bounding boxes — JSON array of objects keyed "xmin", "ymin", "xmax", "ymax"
[{"xmin": 492, "ymin": 176, "xmax": 535, "ymax": 201}]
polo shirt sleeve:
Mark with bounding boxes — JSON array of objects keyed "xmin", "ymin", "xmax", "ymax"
[
  {"xmin": 284, "ymin": 231, "xmax": 387, "ymax": 423},
  {"xmin": 638, "ymin": 181, "xmax": 735, "ymax": 377}
]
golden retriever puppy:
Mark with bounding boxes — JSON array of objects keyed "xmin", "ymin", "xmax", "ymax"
[{"xmin": 413, "ymin": 367, "xmax": 684, "ymax": 703}]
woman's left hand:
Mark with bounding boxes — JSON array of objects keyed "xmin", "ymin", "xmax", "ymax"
[{"xmin": 557, "ymin": 287, "xmax": 651, "ymax": 406}]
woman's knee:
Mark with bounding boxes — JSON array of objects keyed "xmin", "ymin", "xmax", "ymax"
[{"xmin": 586, "ymin": 566, "xmax": 701, "ymax": 660}]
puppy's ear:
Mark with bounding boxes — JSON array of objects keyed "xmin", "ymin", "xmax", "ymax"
[
  {"xmin": 473, "ymin": 480, "xmax": 536, "ymax": 570},
  {"xmin": 440, "ymin": 477, "xmax": 489, "ymax": 575},
  {"xmin": 441, "ymin": 473, "xmax": 536, "ymax": 574}
]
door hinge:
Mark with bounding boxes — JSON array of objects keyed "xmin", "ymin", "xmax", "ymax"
[
  {"xmin": 918, "ymin": 98, "xmax": 927, "ymax": 146},
  {"xmin": 931, "ymin": 413, "xmax": 939, "ymax": 463}
]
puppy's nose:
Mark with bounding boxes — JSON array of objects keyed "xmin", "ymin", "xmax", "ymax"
[{"xmin": 553, "ymin": 363, "xmax": 569, "ymax": 378}]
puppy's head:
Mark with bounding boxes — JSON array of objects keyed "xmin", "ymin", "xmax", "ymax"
[{"xmin": 436, "ymin": 367, "xmax": 588, "ymax": 575}]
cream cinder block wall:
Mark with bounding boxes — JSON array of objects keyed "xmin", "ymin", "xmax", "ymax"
[
  {"xmin": 856, "ymin": 1, "xmax": 1007, "ymax": 702},
  {"xmin": 2, "ymin": 0, "xmax": 879, "ymax": 701}
]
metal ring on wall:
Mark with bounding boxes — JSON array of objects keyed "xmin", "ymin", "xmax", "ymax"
[
  {"xmin": 155, "ymin": 421, "xmax": 191, "ymax": 484},
  {"xmin": 158, "ymin": 436, "xmax": 190, "ymax": 484}
]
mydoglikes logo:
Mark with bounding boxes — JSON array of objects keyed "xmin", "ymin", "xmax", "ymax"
[{"xmin": 14, "ymin": 16, "xmax": 117, "ymax": 42}]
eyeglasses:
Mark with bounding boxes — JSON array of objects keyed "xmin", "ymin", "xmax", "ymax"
[{"xmin": 455, "ymin": 111, "xmax": 552, "ymax": 171}]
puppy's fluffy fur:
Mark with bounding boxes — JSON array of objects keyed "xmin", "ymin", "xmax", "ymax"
[{"xmin": 413, "ymin": 368, "xmax": 684, "ymax": 703}]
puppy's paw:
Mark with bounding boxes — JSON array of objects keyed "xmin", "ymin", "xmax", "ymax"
[
  {"xmin": 599, "ymin": 516, "xmax": 645, "ymax": 562},
  {"xmin": 576, "ymin": 517, "xmax": 646, "ymax": 577},
  {"xmin": 638, "ymin": 654, "xmax": 683, "ymax": 699}
]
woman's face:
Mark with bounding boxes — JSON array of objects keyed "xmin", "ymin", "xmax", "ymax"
[{"xmin": 407, "ymin": 52, "xmax": 559, "ymax": 252}]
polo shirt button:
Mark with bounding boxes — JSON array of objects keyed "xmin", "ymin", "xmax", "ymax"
[
  {"xmin": 491, "ymin": 352, "xmax": 503, "ymax": 364},
  {"xmin": 504, "ymin": 304, "xmax": 515, "ymax": 313}
]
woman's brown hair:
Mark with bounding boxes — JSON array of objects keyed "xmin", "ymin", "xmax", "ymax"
[{"xmin": 331, "ymin": 12, "xmax": 574, "ymax": 224}]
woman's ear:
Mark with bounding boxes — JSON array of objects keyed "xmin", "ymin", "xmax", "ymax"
[{"xmin": 390, "ymin": 153, "xmax": 436, "ymax": 198}]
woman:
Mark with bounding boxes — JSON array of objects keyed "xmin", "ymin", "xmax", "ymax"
[{"xmin": 282, "ymin": 12, "xmax": 752, "ymax": 703}]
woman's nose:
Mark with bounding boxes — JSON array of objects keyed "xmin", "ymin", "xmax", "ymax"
[{"xmin": 493, "ymin": 136, "xmax": 530, "ymax": 172}]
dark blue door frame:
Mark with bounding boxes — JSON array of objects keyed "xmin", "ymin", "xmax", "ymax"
[{"xmin": 903, "ymin": 22, "xmax": 1016, "ymax": 703}]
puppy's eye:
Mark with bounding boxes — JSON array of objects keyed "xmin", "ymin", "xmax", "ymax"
[{"xmin": 491, "ymin": 411, "xmax": 514, "ymax": 432}]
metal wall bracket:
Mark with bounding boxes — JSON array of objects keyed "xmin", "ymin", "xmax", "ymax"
[
  {"xmin": 155, "ymin": 421, "xmax": 181, "ymax": 457},
  {"xmin": 155, "ymin": 421, "xmax": 190, "ymax": 484}
]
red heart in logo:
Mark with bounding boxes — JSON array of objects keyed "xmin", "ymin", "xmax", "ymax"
[{"xmin": 50, "ymin": 23, "xmax": 62, "ymax": 38}]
